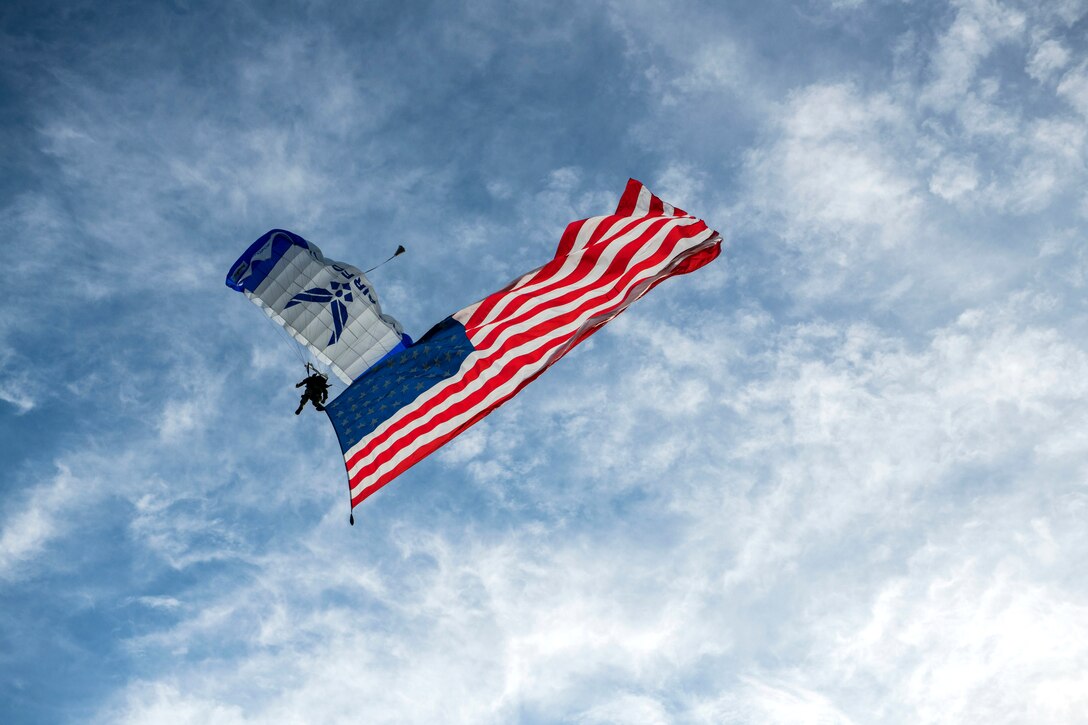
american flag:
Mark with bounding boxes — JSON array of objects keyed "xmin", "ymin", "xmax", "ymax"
[{"xmin": 325, "ymin": 179, "xmax": 722, "ymax": 509}]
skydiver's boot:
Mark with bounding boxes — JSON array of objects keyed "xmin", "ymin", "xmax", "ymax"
[
  {"xmin": 295, "ymin": 399, "xmax": 305, "ymax": 415},
  {"xmin": 314, "ymin": 403, "xmax": 325, "ymax": 411}
]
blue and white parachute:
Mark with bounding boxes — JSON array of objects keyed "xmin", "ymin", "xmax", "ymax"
[{"xmin": 226, "ymin": 230, "xmax": 410, "ymax": 383}]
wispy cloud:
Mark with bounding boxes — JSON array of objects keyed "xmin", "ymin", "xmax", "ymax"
[{"xmin": 0, "ymin": 465, "xmax": 77, "ymax": 579}]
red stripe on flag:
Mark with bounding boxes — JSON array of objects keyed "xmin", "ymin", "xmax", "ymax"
[
  {"xmin": 615, "ymin": 178, "xmax": 646, "ymax": 215},
  {"xmin": 554, "ymin": 216, "xmax": 591, "ymax": 258}
]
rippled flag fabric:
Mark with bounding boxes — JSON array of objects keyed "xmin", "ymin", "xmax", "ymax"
[{"xmin": 326, "ymin": 179, "xmax": 722, "ymax": 509}]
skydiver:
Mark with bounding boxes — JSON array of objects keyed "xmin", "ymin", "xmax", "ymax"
[{"xmin": 295, "ymin": 368, "xmax": 330, "ymax": 414}]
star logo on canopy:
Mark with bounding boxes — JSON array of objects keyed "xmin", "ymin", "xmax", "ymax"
[{"xmin": 285, "ymin": 280, "xmax": 355, "ymax": 345}]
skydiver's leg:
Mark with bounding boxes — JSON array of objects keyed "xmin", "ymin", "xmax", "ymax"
[{"xmin": 295, "ymin": 395, "xmax": 307, "ymax": 415}]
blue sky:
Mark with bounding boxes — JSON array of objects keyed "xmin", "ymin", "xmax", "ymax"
[{"xmin": 2, "ymin": 0, "xmax": 1088, "ymax": 722}]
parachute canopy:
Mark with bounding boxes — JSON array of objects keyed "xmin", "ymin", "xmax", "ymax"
[{"xmin": 226, "ymin": 230, "xmax": 409, "ymax": 383}]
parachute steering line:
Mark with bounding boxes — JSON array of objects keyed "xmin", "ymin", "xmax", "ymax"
[{"xmin": 276, "ymin": 320, "xmax": 310, "ymax": 368}]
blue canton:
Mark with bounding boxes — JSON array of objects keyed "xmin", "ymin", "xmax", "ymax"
[{"xmin": 325, "ymin": 317, "xmax": 475, "ymax": 452}]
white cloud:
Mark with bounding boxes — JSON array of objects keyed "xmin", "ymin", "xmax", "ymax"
[
  {"xmin": 689, "ymin": 678, "xmax": 858, "ymax": 724},
  {"xmin": 974, "ymin": 112, "xmax": 1087, "ymax": 214},
  {"xmin": 740, "ymin": 83, "xmax": 936, "ymax": 304},
  {"xmin": 929, "ymin": 154, "xmax": 980, "ymax": 201},
  {"xmin": 825, "ymin": 501, "xmax": 1088, "ymax": 723},
  {"xmin": 0, "ymin": 465, "xmax": 78, "ymax": 580},
  {"xmin": 0, "ymin": 380, "xmax": 35, "ymax": 414},
  {"xmin": 1027, "ymin": 39, "xmax": 1071, "ymax": 81},
  {"xmin": 671, "ymin": 40, "xmax": 745, "ymax": 97},
  {"xmin": 1057, "ymin": 62, "xmax": 1088, "ymax": 118},
  {"xmin": 436, "ymin": 425, "xmax": 488, "ymax": 465},
  {"xmin": 576, "ymin": 693, "xmax": 671, "ymax": 724},
  {"xmin": 1040, "ymin": 0, "xmax": 1088, "ymax": 26},
  {"xmin": 746, "ymin": 83, "xmax": 920, "ymax": 247},
  {"xmin": 106, "ymin": 683, "xmax": 247, "ymax": 725},
  {"xmin": 655, "ymin": 163, "xmax": 710, "ymax": 215},
  {"xmin": 157, "ymin": 399, "xmax": 203, "ymax": 440},
  {"xmin": 132, "ymin": 595, "xmax": 183, "ymax": 610},
  {"xmin": 921, "ymin": 0, "xmax": 1026, "ymax": 110}
]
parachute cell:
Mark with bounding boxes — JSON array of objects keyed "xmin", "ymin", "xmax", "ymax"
[{"xmin": 226, "ymin": 230, "xmax": 409, "ymax": 383}]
